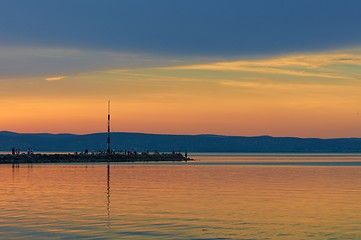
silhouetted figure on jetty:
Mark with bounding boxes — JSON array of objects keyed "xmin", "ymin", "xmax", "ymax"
[
  {"xmin": 11, "ymin": 147, "xmax": 15, "ymax": 155},
  {"xmin": 27, "ymin": 148, "xmax": 34, "ymax": 155}
]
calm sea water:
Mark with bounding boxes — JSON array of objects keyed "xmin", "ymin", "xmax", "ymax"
[{"xmin": 0, "ymin": 155, "xmax": 360, "ymax": 239}]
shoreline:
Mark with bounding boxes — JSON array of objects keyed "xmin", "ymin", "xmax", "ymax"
[{"xmin": 0, "ymin": 153, "xmax": 190, "ymax": 164}]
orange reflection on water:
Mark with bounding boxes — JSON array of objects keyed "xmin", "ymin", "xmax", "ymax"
[{"xmin": 0, "ymin": 160, "xmax": 360, "ymax": 239}]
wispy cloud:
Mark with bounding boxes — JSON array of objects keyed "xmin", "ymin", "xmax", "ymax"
[
  {"xmin": 0, "ymin": 45, "xmax": 189, "ymax": 78},
  {"xmin": 161, "ymin": 51, "xmax": 361, "ymax": 81},
  {"xmin": 45, "ymin": 76, "xmax": 66, "ymax": 81},
  {"xmin": 218, "ymin": 79, "xmax": 349, "ymax": 90}
]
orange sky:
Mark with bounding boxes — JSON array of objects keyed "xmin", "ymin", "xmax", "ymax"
[{"xmin": 2, "ymin": 49, "xmax": 361, "ymax": 138}]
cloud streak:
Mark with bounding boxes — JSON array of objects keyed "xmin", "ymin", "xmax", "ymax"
[
  {"xmin": 162, "ymin": 51, "xmax": 361, "ymax": 81},
  {"xmin": 0, "ymin": 46, "xmax": 192, "ymax": 78},
  {"xmin": 45, "ymin": 76, "xmax": 66, "ymax": 81}
]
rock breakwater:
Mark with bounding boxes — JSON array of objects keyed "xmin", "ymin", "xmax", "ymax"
[{"xmin": 0, "ymin": 153, "xmax": 190, "ymax": 164}]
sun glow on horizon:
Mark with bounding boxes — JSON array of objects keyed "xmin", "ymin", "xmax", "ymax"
[{"xmin": 2, "ymin": 48, "xmax": 361, "ymax": 138}]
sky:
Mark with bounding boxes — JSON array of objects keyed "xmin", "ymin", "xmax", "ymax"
[{"xmin": 1, "ymin": 0, "xmax": 361, "ymax": 138}]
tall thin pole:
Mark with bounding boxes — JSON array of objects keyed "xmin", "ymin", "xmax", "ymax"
[{"xmin": 107, "ymin": 100, "xmax": 111, "ymax": 155}]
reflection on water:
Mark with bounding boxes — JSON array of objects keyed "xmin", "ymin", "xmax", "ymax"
[
  {"xmin": 0, "ymin": 156, "xmax": 361, "ymax": 239},
  {"xmin": 107, "ymin": 163, "xmax": 111, "ymax": 228}
]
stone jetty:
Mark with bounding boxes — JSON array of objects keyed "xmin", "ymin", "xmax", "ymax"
[{"xmin": 0, "ymin": 153, "xmax": 190, "ymax": 164}]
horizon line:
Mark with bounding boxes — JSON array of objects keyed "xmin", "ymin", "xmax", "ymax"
[{"xmin": 1, "ymin": 130, "xmax": 361, "ymax": 140}]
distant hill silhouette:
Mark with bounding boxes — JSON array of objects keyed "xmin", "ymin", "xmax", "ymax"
[{"xmin": 1, "ymin": 131, "xmax": 361, "ymax": 153}]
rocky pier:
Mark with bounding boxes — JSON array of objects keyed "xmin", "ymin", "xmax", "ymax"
[{"xmin": 0, "ymin": 153, "xmax": 190, "ymax": 164}]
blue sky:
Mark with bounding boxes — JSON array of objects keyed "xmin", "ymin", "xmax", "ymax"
[{"xmin": 1, "ymin": 0, "xmax": 361, "ymax": 57}]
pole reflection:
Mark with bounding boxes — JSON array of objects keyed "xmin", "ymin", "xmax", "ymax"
[{"xmin": 107, "ymin": 163, "xmax": 111, "ymax": 228}]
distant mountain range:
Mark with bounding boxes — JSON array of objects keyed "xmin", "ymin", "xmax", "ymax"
[{"xmin": 1, "ymin": 131, "xmax": 361, "ymax": 153}]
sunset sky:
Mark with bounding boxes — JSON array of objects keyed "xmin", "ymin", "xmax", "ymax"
[{"xmin": 2, "ymin": 0, "xmax": 361, "ymax": 138}]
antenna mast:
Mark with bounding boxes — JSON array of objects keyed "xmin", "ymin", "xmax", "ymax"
[{"xmin": 107, "ymin": 100, "xmax": 111, "ymax": 155}]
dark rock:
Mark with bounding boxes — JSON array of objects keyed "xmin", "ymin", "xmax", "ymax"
[{"xmin": 0, "ymin": 153, "xmax": 190, "ymax": 164}]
